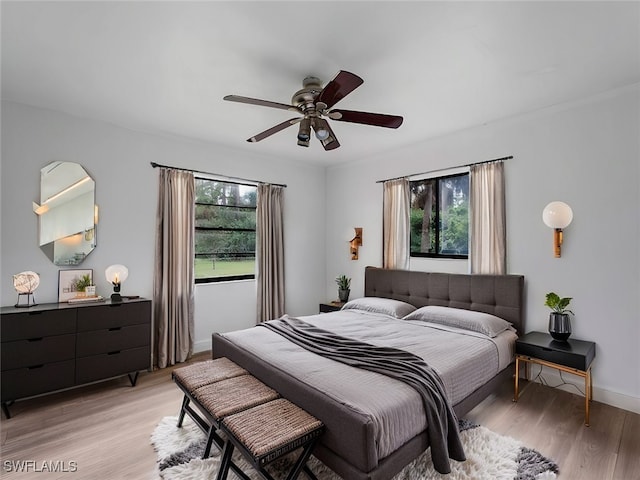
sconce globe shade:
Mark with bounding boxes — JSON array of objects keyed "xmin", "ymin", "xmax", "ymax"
[
  {"xmin": 543, "ymin": 201, "xmax": 573, "ymax": 229},
  {"xmin": 105, "ymin": 264, "xmax": 129, "ymax": 284}
]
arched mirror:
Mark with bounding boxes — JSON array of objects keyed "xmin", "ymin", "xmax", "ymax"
[{"xmin": 34, "ymin": 161, "xmax": 97, "ymax": 266}]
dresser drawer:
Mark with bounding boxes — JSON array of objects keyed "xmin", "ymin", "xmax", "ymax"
[
  {"xmin": 1, "ymin": 334, "xmax": 76, "ymax": 370},
  {"xmin": 1, "ymin": 360, "xmax": 75, "ymax": 402},
  {"xmin": 76, "ymin": 324, "xmax": 150, "ymax": 357},
  {"xmin": 1, "ymin": 309, "xmax": 76, "ymax": 341},
  {"xmin": 76, "ymin": 301, "xmax": 150, "ymax": 331},
  {"xmin": 75, "ymin": 346, "xmax": 150, "ymax": 384}
]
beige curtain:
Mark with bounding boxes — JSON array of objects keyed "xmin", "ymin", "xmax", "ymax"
[
  {"xmin": 256, "ymin": 184, "xmax": 285, "ymax": 323},
  {"xmin": 153, "ymin": 168, "xmax": 195, "ymax": 368},
  {"xmin": 382, "ymin": 178, "xmax": 410, "ymax": 270},
  {"xmin": 470, "ymin": 161, "xmax": 506, "ymax": 274}
]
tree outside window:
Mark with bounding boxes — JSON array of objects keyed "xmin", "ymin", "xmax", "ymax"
[
  {"xmin": 410, "ymin": 173, "xmax": 469, "ymax": 258},
  {"xmin": 194, "ymin": 178, "xmax": 257, "ymax": 282}
]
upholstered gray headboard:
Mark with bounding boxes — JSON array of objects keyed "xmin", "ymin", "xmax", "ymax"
[{"xmin": 364, "ymin": 266, "xmax": 525, "ymax": 334}]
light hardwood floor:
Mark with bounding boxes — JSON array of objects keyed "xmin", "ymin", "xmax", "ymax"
[{"xmin": 1, "ymin": 352, "xmax": 638, "ymax": 480}]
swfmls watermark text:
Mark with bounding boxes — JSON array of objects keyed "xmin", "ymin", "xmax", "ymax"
[{"xmin": 3, "ymin": 460, "xmax": 78, "ymax": 473}]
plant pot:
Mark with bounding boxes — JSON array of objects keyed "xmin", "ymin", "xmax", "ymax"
[
  {"xmin": 548, "ymin": 312, "xmax": 571, "ymax": 342},
  {"xmin": 338, "ymin": 289, "xmax": 350, "ymax": 303}
]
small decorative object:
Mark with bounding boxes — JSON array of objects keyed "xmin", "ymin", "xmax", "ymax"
[
  {"xmin": 85, "ymin": 285, "xmax": 97, "ymax": 297},
  {"xmin": 335, "ymin": 274, "xmax": 351, "ymax": 303},
  {"xmin": 105, "ymin": 264, "xmax": 129, "ymax": 302},
  {"xmin": 13, "ymin": 271, "xmax": 40, "ymax": 307},
  {"xmin": 545, "ymin": 292, "xmax": 574, "ymax": 342},
  {"xmin": 58, "ymin": 269, "xmax": 93, "ymax": 302}
]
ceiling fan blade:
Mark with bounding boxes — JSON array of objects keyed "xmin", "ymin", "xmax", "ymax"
[
  {"xmin": 312, "ymin": 119, "xmax": 340, "ymax": 150},
  {"xmin": 224, "ymin": 95, "xmax": 299, "ymax": 112},
  {"xmin": 329, "ymin": 109, "xmax": 403, "ymax": 129},
  {"xmin": 247, "ymin": 117, "xmax": 302, "ymax": 143},
  {"xmin": 316, "ymin": 71, "xmax": 364, "ymax": 109}
]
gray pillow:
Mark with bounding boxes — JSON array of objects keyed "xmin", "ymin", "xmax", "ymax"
[
  {"xmin": 403, "ymin": 306, "xmax": 512, "ymax": 337},
  {"xmin": 341, "ymin": 297, "xmax": 417, "ymax": 319}
]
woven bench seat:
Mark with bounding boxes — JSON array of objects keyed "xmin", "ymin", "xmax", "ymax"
[
  {"xmin": 172, "ymin": 357, "xmax": 247, "ymax": 391},
  {"xmin": 193, "ymin": 375, "xmax": 280, "ymax": 420},
  {"xmin": 172, "ymin": 358, "xmax": 278, "ymax": 461},
  {"xmin": 217, "ymin": 398, "xmax": 325, "ymax": 480}
]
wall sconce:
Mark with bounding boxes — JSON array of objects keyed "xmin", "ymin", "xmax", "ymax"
[
  {"xmin": 105, "ymin": 264, "xmax": 128, "ymax": 302},
  {"xmin": 350, "ymin": 228, "xmax": 363, "ymax": 260},
  {"xmin": 542, "ymin": 201, "xmax": 573, "ymax": 258}
]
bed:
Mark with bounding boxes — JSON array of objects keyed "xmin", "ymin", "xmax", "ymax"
[{"xmin": 212, "ymin": 267, "xmax": 525, "ymax": 480}]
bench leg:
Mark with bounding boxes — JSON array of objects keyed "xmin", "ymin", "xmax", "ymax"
[
  {"xmin": 284, "ymin": 437, "xmax": 319, "ymax": 480},
  {"xmin": 177, "ymin": 395, "xmax": 190, "ymax": 427},
  {"xmin": 303, "ymin": 465, "xmax": 319, "ymax": 480},
  {"xmin": 216, "ymin": 442, "xmax": 234, "ymax": 480},
  {"xmin": 203, "ymin": 425, "xmax": 218, "ymax": 458}
]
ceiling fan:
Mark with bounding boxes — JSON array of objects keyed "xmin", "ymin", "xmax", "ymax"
[{"xmin": 223, "ymin": 70, "xmax": 403, "ymax": 150}]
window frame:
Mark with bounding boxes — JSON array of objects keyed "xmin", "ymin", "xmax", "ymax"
[
  {"xmin": 409, "ymin": 171, "xmax": 470, "ymax": 260},
  {"xmin": 194, "ymin": 177, "xmax": 257, "ymax": 284}
]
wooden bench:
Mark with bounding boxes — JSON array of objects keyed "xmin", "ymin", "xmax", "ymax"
[{"xmin": 172, "ymin": 358, "xmax": 324, "ymax": 480}]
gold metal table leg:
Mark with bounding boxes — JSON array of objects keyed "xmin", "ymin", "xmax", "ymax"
[
  {"xmin": 513, "ymin": 356, "xmax": 520, "ymax": 402},
  {"xmin": 585, "ymin": 368, "xmax": 591, "ymax": 426}
]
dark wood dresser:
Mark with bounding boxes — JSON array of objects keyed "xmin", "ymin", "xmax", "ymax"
[{"xmin": 1, "ymin": 298, "xmax": 151, "ymax": 418}]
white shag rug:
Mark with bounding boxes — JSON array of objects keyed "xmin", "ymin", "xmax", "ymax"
[{"xmin": 151, "ymin": 416, "xmax": 558, "ymax": 480}]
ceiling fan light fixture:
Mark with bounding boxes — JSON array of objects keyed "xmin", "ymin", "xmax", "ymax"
[
  {"xmin": 312, "ymin": 118, "xmax": 330, "ymax": 140},
  {"xmin": 297, "ymin": 117, "xmax": 311, "ymax": 143}
]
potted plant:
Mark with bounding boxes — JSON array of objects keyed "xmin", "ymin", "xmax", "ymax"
[
  {"xmin": 75, "ymin": 274, "xmax": 93, "ymax": 297},
  {"xmin": 335, "ymin": 275, "xmax": 351, "ymax": 303},
  {"xmin": 545, "ymin": 292, "xmax": 574, "ymax": 342}
]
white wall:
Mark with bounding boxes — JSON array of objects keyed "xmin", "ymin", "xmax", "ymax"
[
  {"xmin": 325, "ymin": 85, "xmax": 640, "ymax": 412},
  {"xmin": 0, "ymin": 101, "xmax": 326, "ymax": 352},
  {"xmin": 2, "ymin": 85, "xmax": 638, "ymax": 413}
]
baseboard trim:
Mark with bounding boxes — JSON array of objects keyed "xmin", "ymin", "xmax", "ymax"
[
  {"xmin": 534, "ymin": 366, "xmax": 640, "ymax": 415},
  {"xmin": 193, "ymin": 339, "xmax": 211, "ymax": 354}
]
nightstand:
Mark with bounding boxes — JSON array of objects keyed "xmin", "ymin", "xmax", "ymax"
[
  {"xmin": 319, "ymin": 301, "xmax": 344, "ymax": 313},
  {"xmin": 514, "ymin": 331, "xmax": 596, "ymax": 425}
]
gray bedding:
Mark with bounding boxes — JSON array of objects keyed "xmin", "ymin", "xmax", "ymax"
[
  {"xmin": 217, "ymin": 308, "xmax": 516, "ymax": 464},
  {"xmin": 260, "ymin": 315, "xmax": 465, "ymax": 474}
]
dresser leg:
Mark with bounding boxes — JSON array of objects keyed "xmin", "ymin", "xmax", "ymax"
[
  {"xmin": 2, "ymin": 401, "xmax": 12, "ymax": 419},
  {"xmin": 127, "ymin": 371, "xmax": 140, "ymax": 386}
]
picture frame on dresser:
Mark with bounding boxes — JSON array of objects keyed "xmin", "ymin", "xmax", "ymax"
[{"xmin": 58, "ymin": 268, "xmax": 93, "ymax": 302}]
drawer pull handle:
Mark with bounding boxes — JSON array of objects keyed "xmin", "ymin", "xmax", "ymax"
[
  {"xmin": 28, "ymin": 364, "xmax": 44, "ymax": 370},
  {"xmin": 107, "ymin": 351, "xmax": 121, "ymax": 355},
  {"xmin": 541, "ymin": 347, "xmax": 552, "ymax": 351},
  {"xmin": 28, "ymin": 311, "xmax": 43, "ymax": 316},
  {"xmin": 108, "ymin": 327, "xmax": 122, "ymax": 332},
  {"xmin": 108, "ymin": 304, "xmax": 122, "ymax": 308},
  {"xmin": 27, "ymin": 337, "xmax": 43, "ymax": 342}
]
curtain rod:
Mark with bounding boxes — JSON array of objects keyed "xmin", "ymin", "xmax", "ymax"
[
  {"xmin": 375, "ymin": 155, "xmax": 513, "ymax": 184},
  {"xmin": 150, "ymin": 162, "xmax": 287, "ymax": 188}
]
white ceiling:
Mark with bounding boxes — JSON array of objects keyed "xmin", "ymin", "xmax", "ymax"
[{"xmin": 2, "ymin": 1, "xmax": 639, "ymax": 166}]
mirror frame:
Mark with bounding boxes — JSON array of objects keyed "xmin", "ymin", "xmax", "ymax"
[{"xmin": 34, "ymin": 161, "xmax": 97, "ymax": 266}]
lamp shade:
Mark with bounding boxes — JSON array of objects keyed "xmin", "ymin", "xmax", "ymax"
[
  {"xmin": 542, "ymin": 201, "xmax": 573, "ymax": 229},
  {"xmin": 105, "ymin": 264, "xmax": 128, "ymax": 284},
  {"xmin": 13, "ymin": 271, "xmax": 40, "ymax": 293}
]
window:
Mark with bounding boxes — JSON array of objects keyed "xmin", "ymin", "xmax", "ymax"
[
  {"xmin": 194, "ymin": 178, "xmax": 257, "ymax": 283},
  {"xmin": 410, "ymin": 172, "xmax": 469, "ymax": 258}
]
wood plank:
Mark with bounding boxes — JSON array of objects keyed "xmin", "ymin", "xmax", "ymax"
[{"xmin": 613, "ymin": 411, "xmax": 640, "ymax": 480}]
